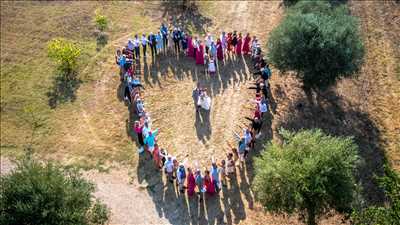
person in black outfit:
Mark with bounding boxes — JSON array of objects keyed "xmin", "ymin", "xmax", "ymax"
[
  {"xmin": 148, "ymin": 32, "xmax": 157, "ymax": 58},
  {"xmin": 248, "ymin": 81, "xmax": 268, "ymax": 99},
  {"xmin": 232, "ymin": 31, "xmax": 238, "ymax": 53},
  {"xmin": 173, "ymin": 28, "xmax": 181, "ymax": 54},
  {"xmin": 245, "ymin": 116, "xmax": 263, "ymax": 136}
]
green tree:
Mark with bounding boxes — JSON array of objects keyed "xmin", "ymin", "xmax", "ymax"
[
  {"xmin": 0, "ymin": 159, "xmax": 109, "ymax": 225},
  {"xmin": 252, "ymin": 129, "xmax": 359, "ymax": 225},
  {"xmin": 47, "ymin": 38, "xmax": 81, "ymax": 77},
  {"xmin": 94, "ymin": 9, "xmax": 108, "ymax": 32},
  {"xmin": 267, "ymin": 1, "xmax": 364, "ymax": 89},
  {"xmin": 352, "ymin": 165, "xmax": 400, "ymax": 225}
]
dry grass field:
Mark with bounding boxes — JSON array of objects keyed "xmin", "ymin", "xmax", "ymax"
[{"xmin": 1, "ymin": 1, "xmax": 399, "ymax": 224}]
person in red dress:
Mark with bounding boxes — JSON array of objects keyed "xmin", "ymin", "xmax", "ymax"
[
  {"xmin": 242, "ymin": 33, "xmax": 251, "ymax": 55},
  {"xmin": 227, "ymin": 32, "xmax": 232, "ymax": 53},
  {"xmin": 187, "ymin": 167, "xmax": 196, "ymax": 197},
  {"xmin": 236, "ymin": 33, "xmax": 243, "ymax": 55},
  {"xmin": 196, "ymin": 41, "xmax": 204, "ymax": 65},
  {"xmin": 216, "ymin": 38, "xmax": 224, "ymax": 61},
  {"xmin": 153, "ymin": 144, "xmax": 161, "ymax": 169},
  {"xmin": 203, "ymin": 169, "xmax": 215, "ymax": 195}
]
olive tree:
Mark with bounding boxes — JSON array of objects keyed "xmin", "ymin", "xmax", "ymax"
[
  {"xmin": 268, "ymin": 1, "xmax": 364, "ymax": 89},
  {"xmin": 253, "ymin": 129, "xmax": 359, "ymax": 225},
  {"xmin": 0, "ymin": 159, "xmax": 109, "ymax": 225},
  {"xmin": 47, "ymin": 38, "xmax": 81, "ymax": 78}
]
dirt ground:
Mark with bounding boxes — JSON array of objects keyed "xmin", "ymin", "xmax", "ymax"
[
  {"xmin": 81, "ymin": 1, "xmax": 349, "ymax": 225},
  {"xmin": 1, "ymin": 1, "xmax": 398, "ymax": 225}
]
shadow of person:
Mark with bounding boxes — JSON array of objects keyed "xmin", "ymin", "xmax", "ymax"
[
  {"xmin": 204, "ymin": 193, "xmax": 224, "ymax": 225},
  {"xmin": 222, "ymin": 172, "xmax": 247, "ymax": 224},
  {"xmin": 136, "ymin": 155, "xmax": 192, "ymax": 225},
  {"xmin": 239, "ymin": 163, "xmax": 254, "ymax": 210},
  {"xmin": 195, "ymin": 108, "xmax": 212, "ymax": 144}
]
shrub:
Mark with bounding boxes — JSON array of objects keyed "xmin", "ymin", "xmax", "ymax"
[
  {"xmin": 283, "ymin": 0, "xmax": 348, "ymax": 7},
  {"xmin": 283, "ymin": 0, "xmax": 299, "ymax": 7},
  {"xmin": 352, "ymin": 165, "xmax": 400, "ymax": 225},
  {"xmin": 94, "ymin": 10, "xmax": 108, "ymax": 31},
  {"xmin": 47, "ymin": 38, "xmax": 81, "ymax": 76},
  {"xmin": 252, "ymin": 129, "xmax": 359, "ymax": 225},
  {"xmin": 0, "ymin": 159, "xmax": 109, "ymax": 225},
  {"xmin": 267, "ymin": 1, "xmax": 364, "ymax": 89}
]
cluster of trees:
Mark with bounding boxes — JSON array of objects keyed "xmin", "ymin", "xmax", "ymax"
[
  {"xmin": 0, "ymin": 159, "xmax": 109, "ymax": 225},
  {"xmin": 253, "ymin": 129, "xmax": 359, "ymax": 225},
  {"xmin": 268, "ymin": 0, "xmax": 364, "ymax": 89},
  {"xmin": 253, "ymin": 1, "xmax": 399, "ymax": 225}
]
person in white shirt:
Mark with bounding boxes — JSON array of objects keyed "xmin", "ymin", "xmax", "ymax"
[
  {"xmin": 133, "ymin": 34, "xmax": 140, "ymax": 59},
  {"xmin": 127, "ymin": 38, "xmax": 134, "ymax": 56},
  {"xmin": 220, "ymin": 31, "xmax": 227, "ymax": 53},
  {"xmin": 198, "ymin": 92, "xmax": 211, "ymax": 111},
  {"xmin": 165, "ymin": 156, "xmax": 175, "ymax": 183},
  {"xmin": 205, "ymin": 34, "xmax": 213, "ymax": 54},
  {"xmin": 251, "ymin": 37, "xmax": 258, "ymax": 58},
  {"xmin": 141, "ymin": 34, "xmax": 148, "ymax": 58},
  {"xmin": 250, "ymin": 97, "xmax": 268, "ymax": 117},
  {"xmin": 208, "ymin": 58, "xmax": 216, "ymax": 76}
]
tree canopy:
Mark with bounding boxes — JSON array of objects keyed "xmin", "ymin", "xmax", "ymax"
[
  {"xmin": 0, "ymin": 159, "xmax": 109, "ymax": 225},
  {"xmin": 352, "ymin": 165, "xmax": 400, "ymax": 225},
  {"xmin": 252, "ymin": 129, "xmax": 359, "ymax": 225},
  {"xmin": 267, "ymin": 1, "xmax": 364, "ymax": 89}
]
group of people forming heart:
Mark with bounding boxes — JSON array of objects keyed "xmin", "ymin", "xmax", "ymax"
[{"xmin": 115, "ymin": 23, "xmax": 272, "ymax": 199}]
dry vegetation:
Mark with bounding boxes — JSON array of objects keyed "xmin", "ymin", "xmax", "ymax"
[{"xmin": 1, "ymin": 1, "xmax": 399, "ymax": 225}]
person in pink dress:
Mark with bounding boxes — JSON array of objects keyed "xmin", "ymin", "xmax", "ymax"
[
  {"xmin": 196, "ymin": 41, "xmax": 204, "ymax": 65},
  {"xmin": 216, "ymin": 38, "xmax": 224, "ymax": 61},
  {"xmin": 236, "ymin": 33, "xmax": 243, "ymax": 55},
  {"xmin": 242, "ymin": 33, "xmax": 251, "ymax": 55},
  {"xmin": 187, "ymin": 36, "xmax": 194, "ymax": 58},
  {"xmin": 186, "ymin": 167, "xmax": 196, "ymax": 197}
]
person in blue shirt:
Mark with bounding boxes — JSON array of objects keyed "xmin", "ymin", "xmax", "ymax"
[
  {"xmin": 160, "ymin": 23, "xmax": 168, "ymax": 51},
  {"xmin": 144, "ymin": 129, "xmax": 158, "ymax": 153},
  {"xmin": 176, "ymin": 164, "xmax": 186, "ymax": 194},
  {"xmin": 210, "ymin": 162, "xmax": 220, "ymax": 192},
  {"xmin": 148, "ymin": 32, "xmax": 157, "ymax": 57},
  {"xmin": 156, "ymin": 32, "xmax": 163, "ymax": 54}
]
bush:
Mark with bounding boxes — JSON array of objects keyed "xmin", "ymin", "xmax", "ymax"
[
  {"xmin": 0, "ymin": 159, "xmax": 109, "ymax": 225},
  {"xmin": 47, "ymin": 38, "xmax": 81, "ymax": 76},
  {"xmin": 352, "ymin": 165, "xmax": 400, "ymax": 225},
  {"xmin": 94, "ymin": 10, "xmax": 108, "ymax": 31},
  {"xmin": 283, "ymin": 0, "xmax": 299, "ymax": 7},
  {"xmin": 252, "ymin": 129, "xmax": 359, "ymax": 225},
  {"xmin": 283, "ymin": 0, "xmax": 348, "ymax": 7},
  {"xmin": 267, "ymin": 1, "xmax": 364, "ymax": 89}
]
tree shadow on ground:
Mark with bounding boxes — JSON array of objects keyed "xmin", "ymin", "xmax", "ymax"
[
  {"xmin": 160, "ymin": 1, "xmax": 213, "ymax": 35},
  {"xmin": 276, "ymin": 89, "xmax": 386, "ymax": 205},
  {"xmin": 47, "ymin": 72, "xmax": 81, "ymax": 109}
]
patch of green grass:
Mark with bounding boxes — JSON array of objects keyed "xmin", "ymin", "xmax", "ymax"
[{"xmin": 1, "ymin": 1, "xmax": 161, "ymax": 165}]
